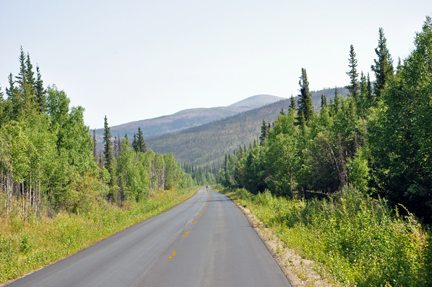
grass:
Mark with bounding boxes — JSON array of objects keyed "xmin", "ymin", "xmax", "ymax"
[
  {"xmin": 0, "ymin": 187, "xmax": 198, "ymax": 284},
  {"xmin": 217, "ymin": 186, "xmax": 432, "ymax": 287}
]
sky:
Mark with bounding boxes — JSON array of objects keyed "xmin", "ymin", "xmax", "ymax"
[{"xmin": 1, "ymin": 1, "xmax": 431, "ymax": 129}]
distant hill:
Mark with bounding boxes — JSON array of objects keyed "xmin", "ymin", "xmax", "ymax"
[
  {"xmin": 94, "ymin": 94, "xmax": 285, "ymax": 141},
  {"xmin": 229, "ymin": 94, "xmax": 285, "ymax": 108},
  {"xmin": 146, "ymin": 99, "xmax": 290, "ymax": 167},
  {"xmin": 145, "ymin": 87, "xmax": 348, "ymax": 167}
]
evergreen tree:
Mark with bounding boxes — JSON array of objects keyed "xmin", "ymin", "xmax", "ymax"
[
  {"xmin": 132, "ymin": 133, "xmax": 138, "ymax": 152},
  {"xmin": 366, "ymin": 73, "xmax": 373, "ymax": 104},
  {"xmin": 320, "ymin": 94, "xmax": 327, "ymax": 108},
  {"xmin": 259, "ymin": 120, "xmax": 268, "ymax": 144},
  {"xmin": 35, "ymin": 65, "xmax": 46, "ymax": 112},
  {"xmin": 297, "ymin": 68, "xmax": 314, "ymax": 126},
  {"xmin": 346, "ymin": 45, "xmax": 360, "ymax": 99},
  {"xmin": 6, "ymin": 73, "xmax": 15, "ymax": 98},
  {"xmin": 93, "ymin": 129, "xmax": 97, "ymax": 160},
  {"xmin": 371, "ymin": 28, "xmax": 394, "ymax": 99},
  {"xmin": 25, "ymin": 53, "xmax": 36, "ymax": 89},
  {"xmin": 279, "ymin": 108, "xmax": 285, "ymax": 116},
  {"xmin": 103, "ymin": 116, "xmax": 115, "ymax": 189},
  {"xmin": 289, "ymin": 95, "xmax": 296, "ymax": 111},
  {"xmin": 137, "ymin": 127, "xmax": 147, "ymax": 153}
]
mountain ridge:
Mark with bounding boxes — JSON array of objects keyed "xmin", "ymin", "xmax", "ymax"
[{"xmin": 94, "ymin": 94, "xmax": 285, "ymax": 141}]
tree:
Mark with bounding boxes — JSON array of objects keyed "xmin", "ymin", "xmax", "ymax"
[
  {"xmin": 297, "ymin": 68, "xmax": 314, "ymax": 126},
  {"xmin": 321, "ymin": 94, "xmax": 327, "ymax": 108},
  {"xmin": 371, "ymin": 28, "xmax": 394, "ymax": 99},
  {"xmin": 346, "ymin": 45, "xmax": 359, "ymax": 100},
  {"xmin": 132, "ymin": 132, "xmax": 137, "ymax": 152},
  {"xmin": 259, "ymin": 120, "xmax": 268, "ymax": 144},
  {"xmin": 35, "ymin": 65, "xmax": 46, "ymax": 112},
  {"xmin": 289, "ymin": 95, "xmax": 296, "ymax": 111},
  {"xmin": 93, "ymin": 129, "xmax": 97, "ymax": 160},
  {"xmin": 136, "ymin": 127, "xmax": 147, "ymax": 153},
  {"xmin": 103, "ymin": 116, "xmax": 115, "ymax": 190}
]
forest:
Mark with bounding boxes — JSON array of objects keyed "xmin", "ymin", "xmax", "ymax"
[{"xmin": 219, "ymin": 17, "xmax": 432, "ymax": 225}]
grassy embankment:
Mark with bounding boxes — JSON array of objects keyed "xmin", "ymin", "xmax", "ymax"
[
  {"xmin": 0, "ymin": 187, "xmax": 198, "ymax": 284},
  {"xmin": 217, "ymin": 186, "xmax": 431, "ymax": 286}
]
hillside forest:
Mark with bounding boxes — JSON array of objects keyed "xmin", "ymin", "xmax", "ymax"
[
  {"xmin": 0, "ymin": 47, "xmax": 193, "ymax": 218},
  {"xmin": 219, "ymin": 17, "xmax": 432, "ymax": 225}
]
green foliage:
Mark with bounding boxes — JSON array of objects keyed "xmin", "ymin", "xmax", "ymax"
[
  {"xmin": 371, "ymin": 27, "xmax": 394, "ymax": 100},
  {"xmin": 345, "ymin": 45, "xmax": 360, "ymax": 99},
  {"xmin": 297, "ymin": 68, "xmax": 314, "ymax": 126},
  {"xmin": 369, "ymin": 16, "xmax": 432, "ymax": 223}
]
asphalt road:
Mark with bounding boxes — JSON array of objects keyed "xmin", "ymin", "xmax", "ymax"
[{"xmin": 8, "ymin": 188, "xmax": 291, "ymax": 287}]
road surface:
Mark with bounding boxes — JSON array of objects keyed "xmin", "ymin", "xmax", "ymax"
[{"xmin": 8, "ymin": 188, "xmax": 291, "ymax": 287}]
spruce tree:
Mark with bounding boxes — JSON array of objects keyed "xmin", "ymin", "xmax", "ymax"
[
  {"xmin": 320, "ymin": 95, "xmax": 327, "ymax": 108},
  {"xmin": 334, "ymin": 87, "xmax": 340, "ymax": 114},
  {"xmin": 289, "ymin": 95, "xmax": 296, "ymax": 112},
  {"xmin": 371, "ymin": 28, "xmax": 394, "ymax": 99},
  {"xmin": 35, "ymin": 65, "xmax": 46, "ymax": 112},
  {"xmin": 259, "ymin": 120, "xmax": 268, "ymax": 144},
  {"xmin": 103, "ymin": 116, "xmax": 115, "ymax": 188},
  {"xmin": 279, "ymin": 108, "xmax": 285, "ymax": 116},
  {"xmin": 25, "ymin": 53, "xmax": 36, "ymax": 89},
  {"xmin": 346, "ymin": 45, "xmax": 360, "ymax": 99},
  {"xmin": 366, "ymin": 73, "xmax": 373, "ymax": 104},
  {"xmin": 6, "ymin": 73, "xmax": 15, "ymax": 98},
  {"xmin": 137, "ymin": 127, "xmax": 146, "ymax": 153},
  {"xmin": 93, "ymin": 129, "xmax": 97, "ymax": 160},
  {"xmin": 297, "ymin": 68, "xmax": 314, "ymax": 125},
  {"xmin": 132, "ymin": 133, "xmax": 138, "ymax": 152}
]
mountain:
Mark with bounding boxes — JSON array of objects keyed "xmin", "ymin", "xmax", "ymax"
[
  {"xmin": 146, "ymin": 99, "xmax": 290, "ymax": 167},
  {"xmin": 94, "ymin": 95, "xmax": 285, "ymax": 141},
  {"xmin": 145, "ymin": 87, "xmax": 349, "ymax": 167},
  {"xmin": 229, "ymin": 94, "xmax": 285, "ymax": 108}
]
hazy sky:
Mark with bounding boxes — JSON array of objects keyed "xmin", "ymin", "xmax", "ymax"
[{"xmin": 1, "ymin": 1, "xmax": 430, "ymax": 129}]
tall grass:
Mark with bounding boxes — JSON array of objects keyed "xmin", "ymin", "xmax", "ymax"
[
  {"xmin": 219, "ymin": 186, "xmax": 431, "ymax": 286},
  {"xmin": 0, "ymin": 187, "xmax": 197, "ymax": 284}
]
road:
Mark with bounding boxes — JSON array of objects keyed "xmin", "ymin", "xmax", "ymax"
[{"xmin": 8, "ymin": 188, "xmax": 291, "ymax": 287}]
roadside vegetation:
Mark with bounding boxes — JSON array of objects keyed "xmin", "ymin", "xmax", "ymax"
[{"xmin": 218, "ymin": 16, "xmax": 432, "ymax": 285}]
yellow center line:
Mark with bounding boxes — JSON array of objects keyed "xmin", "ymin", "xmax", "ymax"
[
  {"xmin": 192, "ymin": 221, "xmax": 196, "ymax": 224},
  {"xmin": 184, "ymin": 232, "xmax": 188, "ymax": 236}
]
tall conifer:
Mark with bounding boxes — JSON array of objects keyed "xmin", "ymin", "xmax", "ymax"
[
  {"xmin": 297, "ymin": 68, "xmax": 314, "ymax": 126},
  {"xmin": 289, "ymin": 95, "xmax": 296, "ymax": 111},
  {"xmin": 346, "ymin": 45, "xmax": 360, "ymax": 99},
  {"xmin": 137, "ymin": 127, "xmax": 146, "ymax": 153},
  {"xmin": 35, "ymin": 65, "xmax": 46, "ymax": 112},
  {"xmin": 103, "ymin": 116, "xmax": 115, "ymax": 188},
  {"xmin": 371, "ymin": 28, "xmax": 394, "ymax": 99}
]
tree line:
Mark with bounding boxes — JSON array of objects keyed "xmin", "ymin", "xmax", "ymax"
[
  {"xmin": 182, "ymin": 163, "xmax": 218, "ymax": 186},
  {"xmin": 0, "ymin": 47, "xmax": 193, "ymax": 219},
  {"xmin": 219, "ymin": 17, "xmax": 432, "ymax": 224}
]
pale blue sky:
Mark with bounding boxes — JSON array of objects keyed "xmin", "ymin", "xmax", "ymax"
[{"xmin": 0, "ymin": 1, "xmax": 430, "ymax": 129}]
